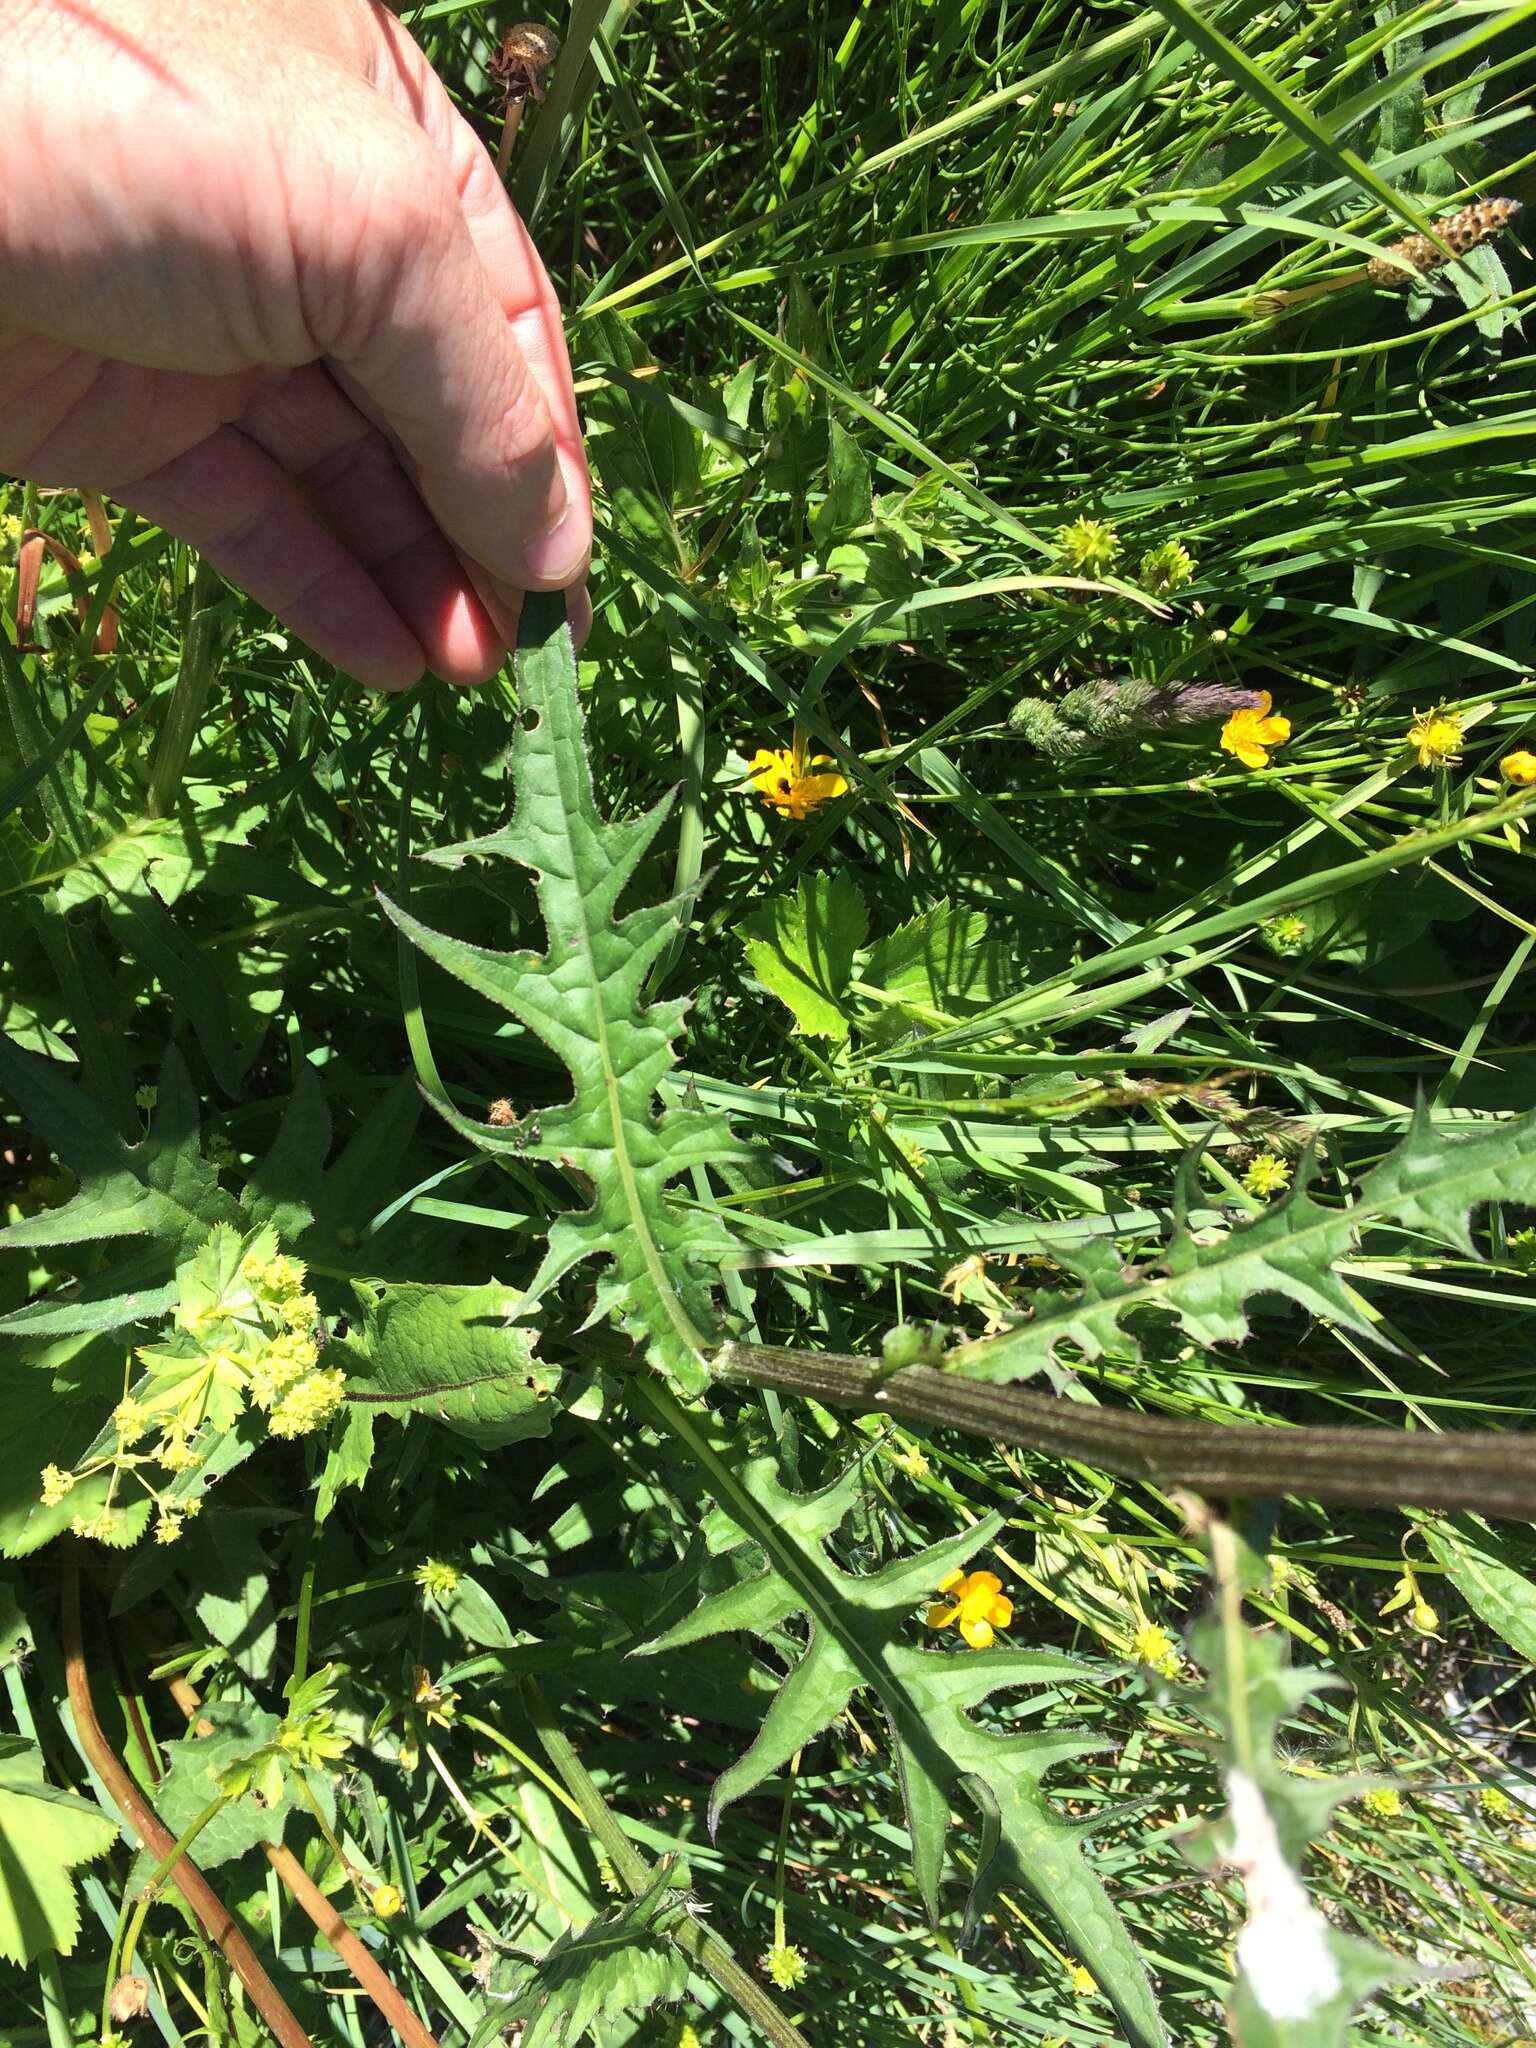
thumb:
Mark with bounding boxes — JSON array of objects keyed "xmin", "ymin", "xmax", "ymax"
[{"xmin": 309, "ymin": 97, "xmax": 588, "ymax": 595}]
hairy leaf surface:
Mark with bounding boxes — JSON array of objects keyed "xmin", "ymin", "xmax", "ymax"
[
  {"xmin": 952, "ymin": 1105, "xmax": 1536, "ymax": 1382},
  {"xmin": 638, "ymin": 1442, "xmax": 1167, "ymax": 2047},
  {"xmin": 381, "ymin": 592, "xmax": 751, "ymax": 1391}
]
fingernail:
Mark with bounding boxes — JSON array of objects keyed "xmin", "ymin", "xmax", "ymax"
[{"xmin": 522, "ymin": 494, "xmax": 591, "ymax": 585}]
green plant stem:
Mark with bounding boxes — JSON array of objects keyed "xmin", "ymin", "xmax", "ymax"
[
  {"xmin": 517, "ymin": 1678, "xmax": 813, "ymax": 2048},
  {"xmin": 147, "ymin": 558, "xmax": 225, "ymax": 818},
  {"xmin": 110, "ymin": 1793, "xmax": 229, "ymax": 2005},
  {"xmin": 709, "ymin": 1341, "xmax": 1536, "ymax": 1519},
  {"xmin": 36, "ymin": 1952, "xmax": 73, "ymax": 2048}
]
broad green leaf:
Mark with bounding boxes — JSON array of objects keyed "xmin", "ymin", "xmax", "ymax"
[
  {"xmin": 1185, "ymin": 1609, "xmax": 1411, "ymax": 2044},
  {"xmin": 811, "ymin": 419, "xmax": 874, "ymax": 550},
  {"xmin": 342, "ymin": 1280, "xmax": 562, "ymax": 1449},
  {"xmin": 241, "ymin": 1048, "xmax": 328, "ymax": 1242},
  {"xmin": 187, "ymin": 1511, "xmax": 280, "ymax": 1687},
  {"xmin": 0, "ymin": 1737, "xmax": 118, "ymax": 1963},
  {"xmin": 1423, "ymin": 1513, "xmax": 1536, "ymax": 1663},
  {"xmin": 637, "ymin": 1431, "xmax": 1167, "ymax": 2048},
  {"xmin": 741, "ymin": 872, "xmax": 867, "ymax": 1039},
  {"xmin": 0, "ymin": 1041, "xmax": 235, "ymax": 1260},
  {"xmin": 952, "ymin": 1104, "xmax": 1536, "ymax": 1383},
  {"xmin": 381, "ymin": 592, "xmax": 753, "ymax": 1392},
  {"xmin": 127, "ymin": 1703, "xmax": 287, "ymax": 1887},
  {"xmin": 858, "ymin": 897, "xmax": 1010, "ymax": 1039},
  {"xmin": 314, "ymin": 1403, "xmax": 374, "ymax": 1526}
]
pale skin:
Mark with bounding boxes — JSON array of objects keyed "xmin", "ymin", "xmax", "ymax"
[{"xmin": 0, "ymin": 0, "xmax": 592, "ymax": 689}]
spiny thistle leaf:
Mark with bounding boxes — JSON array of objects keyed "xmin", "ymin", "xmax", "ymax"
[
  {"xmin": 467, "ymin": 1859, "xmax": 690, "ymax": 2048},
  {"xmin": 379, "ymin": 593, "xmax": 751, "ymax": 1392},
  {"xmin": 1184, "ymin": 1608, "xmax": 1414, "ymax": 2044},
  {"xmin": 637, "ymin": 1445, "xmax": 1168, "ymax": 2048},
  {"xmin": 951, "ymin": 1103, "xmax": 1536, "ymax": 1383}
]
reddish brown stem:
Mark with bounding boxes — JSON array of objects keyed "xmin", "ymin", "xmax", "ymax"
[
  {"xmin": 156, "ymin": 1646, "xmax": 441, "ymax": 2048},
  {"xmin": 61, "ymin": 1561, "xmax": 312, "ymax": 2048},
  {"xmin": 13, "ymin": 523, "xmax": 119, "ymax": 656}
]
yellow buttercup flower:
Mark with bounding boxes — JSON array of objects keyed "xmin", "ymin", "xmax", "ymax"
[
  {"xmin": 1500, "ymin": 748, "xmax": 1536, "ymax": 785},
  {"xmin": 1406, "ymin": 706, "xmax": 1463, "ymax": 769},
  {"xmin": 1220, "ymin": 691, "xmax": 1291, "ymax": 769},
  {"xmin": 371, "ymin": 1884, "xmax": 405, "ymax": 1919},
  {"xmin": 1066, "ymin": 1960, "xmax": 1099, "ymax": 1998},
  {"xmin": 926, "ymin": 1568, "xmax": 1013, "ymax": 1650},
  {"xmin": 748, "ymin": 745, "xmax": 848, "ymax": 822}
]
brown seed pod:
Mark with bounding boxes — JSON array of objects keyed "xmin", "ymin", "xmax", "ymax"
[
  {"xmin": 108, "ymin": 1975, "xmax": 151, "ymax": 2024},
  {"xmin": 1367, "ymin": 196, "xmax": 1523, "ymax": 286},
  {"xmin": 489, "ymin": 23, "xmax": 560, "ymax": 108}
]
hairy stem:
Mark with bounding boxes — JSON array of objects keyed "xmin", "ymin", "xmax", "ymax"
[{"xmin": 711, "ymin": 1341, "xmax": 1536, "ymax": 1520}]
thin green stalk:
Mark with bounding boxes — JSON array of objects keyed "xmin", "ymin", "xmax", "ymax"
[
  {"xmin": 107, "ymin": 1793, "xmax": 229, "ymax": 2019},
  {"xmin": 517, "ymin": 1678, "xmax": 813, "ymax": 2048},
  {"xmin": 146, "ymin": 557, "xmax": 226, "ymax": 818}
]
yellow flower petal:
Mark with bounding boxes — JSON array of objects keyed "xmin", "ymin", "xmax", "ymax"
[
  {"xmin": 938, "ymin": 1569, "xmax": 965, "ymax": 1594},
  {"xmin": 1501, "ymin": 749, "xmax": 1536, "ymax": 785},
  {"xmin": 925, "ymin": 1602, "xmax": 960, "ymax": 1627},
  {"xmin": 960, "ymin": 1615, "xmax": 995, "ymax": 1650},
  {"xmin": 988, "ymin": 1596, "xmax": 1014, "ymax": 1630}
]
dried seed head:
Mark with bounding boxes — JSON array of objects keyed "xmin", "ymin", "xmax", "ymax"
[
  {"xmin": 489, "ymin": 23, "xmax": 560, "ymax": 106},
  {"xmin": 1367, "ymin": 196, "xmax": 1522, "ymax": 286},
  {"xmin": 108, "ymin": 1976, "xmax": 151, "ymax": 2025},
  {"xmin": 486, "ymin": 1097, "xmax": 516, "ymax": 1126}
]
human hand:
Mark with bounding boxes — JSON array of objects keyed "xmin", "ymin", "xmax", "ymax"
[{"xmin": 0, "ymin": 0, "xmax": 591, "ymax": 688}]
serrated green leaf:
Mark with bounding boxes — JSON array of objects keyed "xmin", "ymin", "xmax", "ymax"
[
  {"xmin": 741, "ymin": 873, "xmax": 867, "ymax": 1039},
  {"xmin": 1185, "ymin": 1608, "xmax": 1412, "ymax": 2044},
  {"xmin": 636, "ymin": 1432, "xmax": 1166, "ymax": 2047},
  {"xmin": 1423, "ymin": 1513, "xmax": 1536, "ymax": 1662},
  {"xmin": 474, "ymin": 1859, "xmax": 690, "ymax": 2048},
  {"xmin": 952, "ymin": 1105, "xmax": 1536, "ymax": 1383},
  {"xmin": 128, "ymin": 1703, "xmax": 289, "ymax": 1886},
  {"xmin": 381, "ymin": 593, "xmax": 753, "ymax": 1392},
  {"xmin": 0, "ymin": 1737, "xmax": 118, "ymax": 1963},
  {"xmin": 342, "ymin": 1280, "xmax": 561, "ymax": 1448}
]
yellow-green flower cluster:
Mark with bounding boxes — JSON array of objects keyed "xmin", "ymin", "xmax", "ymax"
[{"xmin": 39, "ymin": 1225, "xmax": 339, "ymax": 1546}]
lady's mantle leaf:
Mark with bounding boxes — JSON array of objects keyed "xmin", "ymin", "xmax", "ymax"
[
  {"xmin": 380, "ymin": 593, "xmax": 752, "ymax": 1392},
  {"xmin": 740, "ymin": 872, "xmax": 866, "ymax": 1039},
  {"xmin": 0, "ymin": 1737, "xmax": 118, "ymax": 1963}
]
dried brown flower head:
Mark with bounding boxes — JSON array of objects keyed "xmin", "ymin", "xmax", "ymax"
[
  {"xmin": 108, "ymin": 1976, "xmax": 151, "ymax": 2024},
  {"xmin": 486, "ymin": 1098, "xmax": 516, "ymax": 1126},
  {"xmin": 489, "ymin": 23, "xmax": 560, "ymax": 107},
  {"xmin": 1367, "ymin": 197, "xmax": 1522, "ymax": 286}
]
